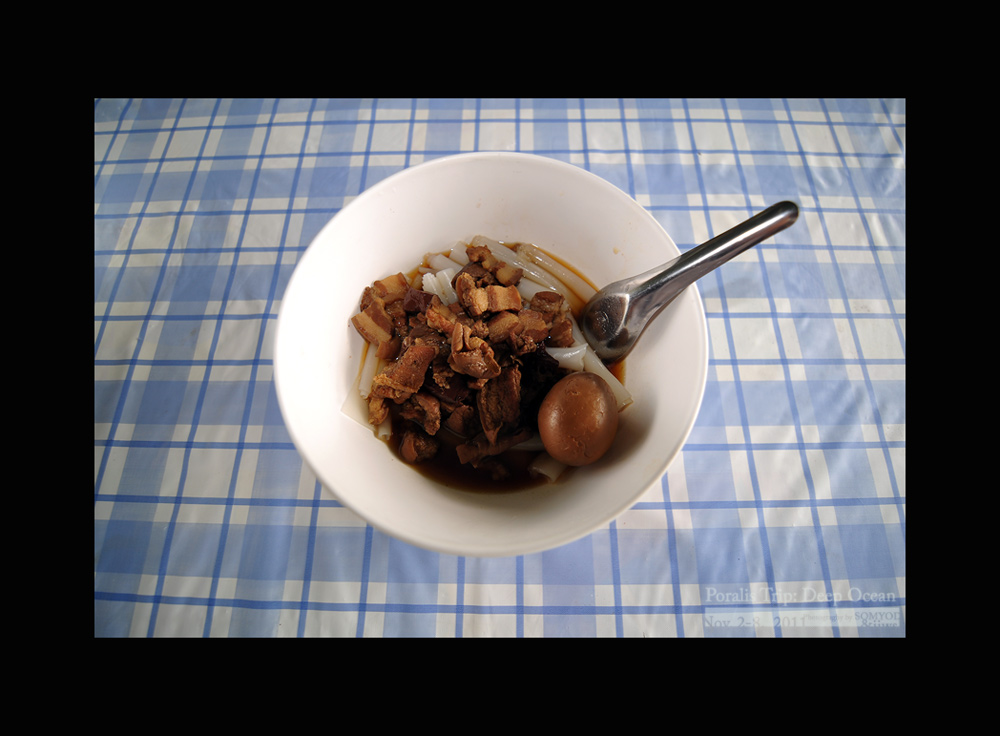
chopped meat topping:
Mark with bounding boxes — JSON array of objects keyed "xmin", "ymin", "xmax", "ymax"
[
  {"xmin": 455, "ymin": 427, "xmax": 532, "ymax": 466},
  {"xmin": 399, "ymin": 391, "xmax": 442, "ymax": 436},
  {"xmin": 477, "ymin": 364, "xmax": 521, "ymax": 443},
  {"xmin": 448, "ymin": 322, "xmax": 501, "ymax": 379},
  {"xmin": 351, "ymin": 288, "xmax": 395, "ymax": 347},
  {"xmin": 399, "ymin": 427, "xmax": 439, "ymax": 463},
  {"xmin": 529, "ymin": 291, "xmax": 574, "ymax": 347},
  {"xmin": 368, "ymin": 395, "xmax": 388, "ymax": 426},
  {"xmin": 452, "ymin": 262, "xmax": 494, "ymax": 288},
  {"xmin": 350, "ymin": 240, "xmax": 585, "ymax": 476},
  {"xmin": 443, "ymin": 403, "xmax": 478, "ymax": 437},
  {"xmin": 372, "ymin": 272, "xmax": 410, "ymax": 302},
  {"xmin": 402, "ymin": 285, "xmax": 436, "ymax": 313},
  {"xmin": 454, "ymin": 271, "xmax": 522, "ymax": 317},
  {"xmin": 547, "ymin": 316, "xmax": 575, "ymax": 347},
  {"xmin": 425, "ymin": 295, "xmax": 459, "ymax": 336},
  {"xmin": 370, "ymin": 344, "xmax": 436, "ymax": 403},
  {"xmin": 467, "ymin": 244, "xmax": 524, "ymax": 286}
]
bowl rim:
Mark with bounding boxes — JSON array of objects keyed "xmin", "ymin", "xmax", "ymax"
[{"xmin": 274, "ymin": 151, "xmax": 709, "ymax": 556}]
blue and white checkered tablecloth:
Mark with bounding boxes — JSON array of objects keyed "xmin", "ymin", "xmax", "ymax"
[{"xmin": 94, "ymin": 98, "xmax": 905, "ymax": 637}]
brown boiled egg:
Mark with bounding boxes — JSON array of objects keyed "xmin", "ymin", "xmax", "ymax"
[{"xmin": 538, "ymin": 372, "xmax": 619, "ymax": 466}]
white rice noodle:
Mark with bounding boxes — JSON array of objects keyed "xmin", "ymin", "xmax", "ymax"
[
  {"xmin": 546, "ymin": 344, "xmax": 588, "ymax": 373},
  {"xmin": 427, "ymin": 252, "xmax": 464, "ymax": 272},
  {"xmin": 422, "ymin": 267, "xmax": 458, "ymax": 305},
  {"xmin": 468, "ymin": 234, "xmax": 508, "ymax": 253},
  {"xmin": 359, "ymin": 345, "xmax": 382, "ymax": 398},
  {"xmin": 448, "ymin": 242, "xmax": 470, "ymax": 265},
  {"xmin": 516, "ymin": 242, "xmax": 597, "ymax": 303},
  {"xmin": 438, "ymin": 269, "xmax": 459, "ymax": 304},
  {"xmin": 470, "ymin": 235, "xmax": 583, "ymax": 312},
  {"xmin": 421, "ymin": 271, "xmax": 441, "ymax": 299},
  {"xmin": 529, "ymin": 452, "xmax": 568, "ymax": 483},
  {"xmin": 561, "ymin": 311, "xmax": 587, "ymax": 349},
  {"xmin": 342, "ymin": 341, "xmax": 397, "ymax": 441},
  {"xmin": 516, "ymin": 277, "xmax": 557, "ymax": 303},
  {"xmin": 342, "ymin": 343, "xmax": 377, "ymax": 431},
  {"xmin": 342, "ymin": 377, "xmax": 369, "ymax": 429},
  {"xmin": 474, "ymin": 238, "xmax": 547, "ymax": 284},
  {"xmin": 343, "ymin": 382, "xmax": 391, "ymax": 439},
  {"xmin": 512, "ymin": 433, "xmax": 546, "ymax": 452},
  {"xmin": 582, "ymin": 347, "xmax": 632, "ymax": 410}
]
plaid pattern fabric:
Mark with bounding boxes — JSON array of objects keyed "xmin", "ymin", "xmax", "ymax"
[{"xmin": 95, "ymin": 98, "xmax": 905, "ymax": 637}]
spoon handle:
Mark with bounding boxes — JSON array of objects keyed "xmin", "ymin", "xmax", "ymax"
[{"xmin": 633, "ymin": 200, "xmax": 799, "ymax": 313}]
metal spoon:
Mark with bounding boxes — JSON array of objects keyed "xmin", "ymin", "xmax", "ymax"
[{"xmin": 580, "ymin": 201, "xmax": 799, "ymax": 363}]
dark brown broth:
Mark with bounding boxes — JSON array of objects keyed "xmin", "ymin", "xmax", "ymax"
[{"xmin": 388, "ymin": 415, "xmax": 555, "ymax": 492}]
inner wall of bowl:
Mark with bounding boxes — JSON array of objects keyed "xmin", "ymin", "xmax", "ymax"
[{"xmin": 277, "ymin": 153, "xmax": 707, "ymax": 556}]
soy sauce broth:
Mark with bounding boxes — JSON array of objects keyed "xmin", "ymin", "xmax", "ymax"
[{"xmin": 388, "ymin": 416, "xmax": 551, "ymax": 492}]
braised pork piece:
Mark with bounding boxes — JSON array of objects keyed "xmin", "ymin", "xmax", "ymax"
[{"xmin": 351, "ymin": 242, "xmax": 580, "ymax": 487}]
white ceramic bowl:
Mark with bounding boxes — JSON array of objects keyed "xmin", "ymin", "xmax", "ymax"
[{"xmin": 274, "ymin": 152, "xmax": 708, "ymax": 557}]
